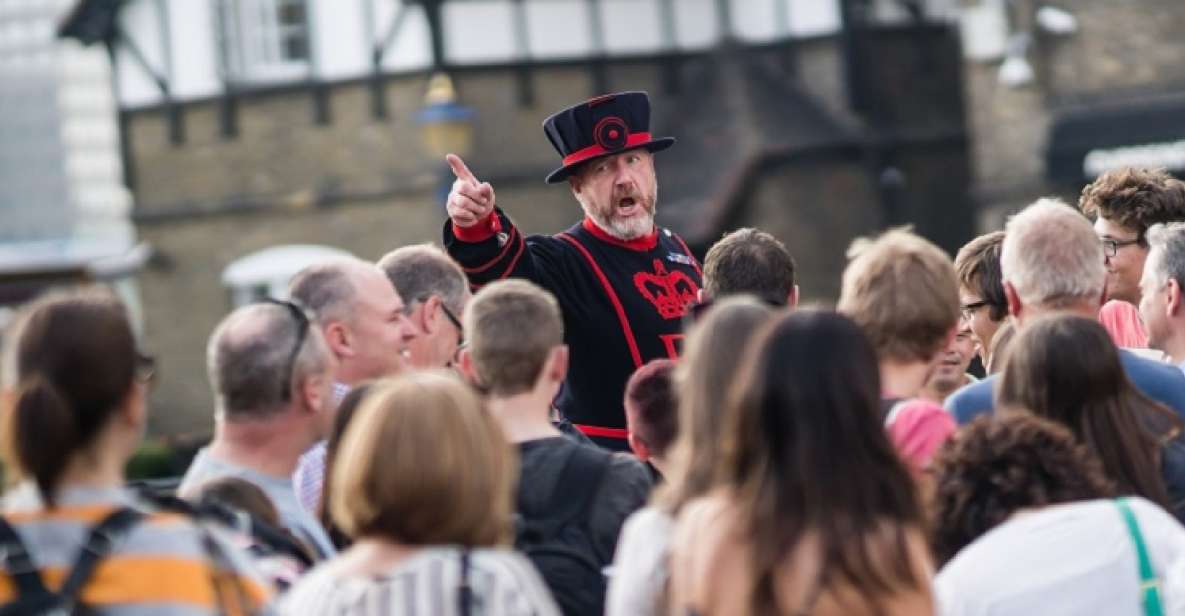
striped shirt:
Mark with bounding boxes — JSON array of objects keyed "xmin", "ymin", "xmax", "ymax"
[
  {"xmin": 0, "ymin": 483, "xmax": 273, "ymax": 615},
  {"xmin": 292, "ymin": 381, "xmax": 351, "ymax": 516},
  {"xmin": 277, "ymin": 546, "xmax": 560, "ymax": 616}
]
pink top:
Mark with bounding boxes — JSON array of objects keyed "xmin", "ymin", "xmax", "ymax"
[
  {"xmin": 1098, "ymin": 300, "xmax": 1148, "ymax": 348},
  {"xmin": 886, "ymin": 400, "xmax": 956, "ymax": 470}
]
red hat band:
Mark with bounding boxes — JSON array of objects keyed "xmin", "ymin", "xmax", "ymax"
[{"xmin": 562, "ymin": 131, "xmax": 655, "ymax": 168}]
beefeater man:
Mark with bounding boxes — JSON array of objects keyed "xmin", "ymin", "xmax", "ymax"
[{"xmin": 443, "ymin": 91, "xmax": 702, "ymax": 450}]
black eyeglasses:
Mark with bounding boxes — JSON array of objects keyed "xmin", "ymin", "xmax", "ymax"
[
  {"xmin": 438, "ymin": 301, "xmax": 467, "ymax": 364},
  {"xmin": 1101, "ymin": 237, "xmax": 1143, "ymax": 258},
  {"xmin": 263, "ymin": 298, "xmax": 312, "ymax": 402},
  {"xmin": 960, "ymin": 300, "xmax": 992, "ymax": 321}
]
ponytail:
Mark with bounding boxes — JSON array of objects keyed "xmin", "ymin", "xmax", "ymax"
[{"xmin": 12, "ymin": 376, "xmax": 79, "ymax": 508}]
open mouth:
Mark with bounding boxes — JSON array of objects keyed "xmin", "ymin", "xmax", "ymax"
[{"xmin": 616, "ymin": 197, "xmax": 641, "ymax": 217}]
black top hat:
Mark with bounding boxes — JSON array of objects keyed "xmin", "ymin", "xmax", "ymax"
[{"xmin": 542, "ymin": 91, "xmax": 676, "ymax": 184}]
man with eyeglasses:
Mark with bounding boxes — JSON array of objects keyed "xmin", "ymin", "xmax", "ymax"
[
  {"xmin": 378, "ymin": 244, "xmax": 471, "ymax": 370},
  {"xmin": 1079, "ymin": 168, "xmax": 1185, "ymax": 347},
  {"xmin": 179, "ymin": 301, "xmax": 339, "ymax": 559},
  {"xmin": 953, "ymin": 231, "xmax": 1007, "ymax": 369}
]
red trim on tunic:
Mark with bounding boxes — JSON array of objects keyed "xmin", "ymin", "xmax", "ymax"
[
  {"xmin": 581, "ymin": 218, "xmax": 658, "ymax": 252},
  {"xmin": 574, "ymin": 424, "xmax": 629, "ymax": 439},
  {"xmin": 452, "ymin": 212, "xmax": 501, "ymax": 243},
  {"xmin": 557, "ymin": 232, "xmax": 645, "ymax": 369},
  {"xmin": 562, "ymin": 132, "xmax": 654, "ymax": 167},
  {"xmin": 499, "ymin": 235, "xmax": 527, "ymax": 280},
  {"xmin": 461, "ymin": 227, "xmax": 520, "ymax": 274}
]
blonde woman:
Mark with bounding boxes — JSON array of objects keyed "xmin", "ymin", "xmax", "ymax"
[{"xmin": 280, "ymin": 372, "xmax": 559, "ymax": 615}]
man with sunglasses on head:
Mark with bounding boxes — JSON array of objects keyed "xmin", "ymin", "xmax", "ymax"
[
  {"xmin": 287, "ymin": 257, "xmax": 420, "ymax": 516},
  {"xmin": 378, "ymin": 244, "xmax": 471, "ymax": 370},
  {"xmin": 179, "ymin": 301, "xmax": 339, "ymax": 560}
]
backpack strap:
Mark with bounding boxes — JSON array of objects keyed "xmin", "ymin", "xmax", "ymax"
[
  {"xmin": 0, "ymin": 514, "xmax": 49, "ymax": 599},
  {"xmin": 142, "ymin": 491, "xmax": 316, "ymax": 567},
  {"xmin": 1116, "ymin": 498, "xmax": 1166, "ymax": 616},
  {"xmin": 57, "ymin": 507, "xmax": 145, "ymax": 604},
  {"xmin": 535, "ymin": 444, "xmax": 613, "ymax": 538}
]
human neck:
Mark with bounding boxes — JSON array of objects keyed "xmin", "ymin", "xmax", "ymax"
[
  {"xmin": 1161, "ymin": 330, "xmax": 1185, "ymax": 365},
  {"xmin": 880, "ymin": 360, "xmax": 932, "ymax": 400},
  {"xmin": 325, "ymin": 537, "xmax": 421, "ymax": 578},
  {"xmin": 209, "ymin": 412, "xmax": 313, "ymax": 478},
  {"xmin": 486, "ymin": 387, "xmax": 562, "ymax": 444},
  {"xmin": 1016, "ymin": 299, "xmax": 1098, "ymax": 327},
  {"xmin": 56, "ymin": 427, "xmax": 131, "ymax": 493}
]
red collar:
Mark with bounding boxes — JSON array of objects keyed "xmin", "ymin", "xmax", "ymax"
[{"xmin": 581, "ymin": 217, "xmax": 659, "ymax": 251}]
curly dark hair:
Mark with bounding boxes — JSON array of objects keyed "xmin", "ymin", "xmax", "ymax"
[
  {"xmin": 929, "ymin": 413, "xmax": 1115, "ymax": 566},
  {"xmin": 1078, "ymin": 167, "xmax": 1185, "ymax": 239}
]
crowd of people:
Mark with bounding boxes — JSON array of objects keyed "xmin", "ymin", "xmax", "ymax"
[{"xmin": 6, "ymin": 89, "xmax": 1185, "ymax": 615}]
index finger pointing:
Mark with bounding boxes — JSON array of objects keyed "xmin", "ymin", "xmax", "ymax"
[{"xmin": 446, "ymin": 153, "xmax": 478, "ymax": 184}]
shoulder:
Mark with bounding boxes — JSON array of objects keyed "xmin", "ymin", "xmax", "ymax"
[
  {"xmin": 887, "ymin": 400, "xmax": 956, "ymax": 469},
  {"xmin": 1121, "ymin": 350, "xmax": 1185, "ymax": 385},
  {"xmin": 944, "ymin": 377, "xmax": 995, "ymax": 422},
  {"xmin": 620, "ymin": 506, "xmax": 674, "ymax": 540}
]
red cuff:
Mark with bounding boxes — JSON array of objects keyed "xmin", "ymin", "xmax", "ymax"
[{"xmin": 452, "ymin": 213, "xmax": 500, "ymax": 243}]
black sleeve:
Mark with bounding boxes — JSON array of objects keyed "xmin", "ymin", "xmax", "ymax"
[
  {"xmin": 442, "ymin": 208, "xmax": 572, "ymax": 292},
  {"xmin": 587, "ymin": 454, "xmax": 654, "ymax": 565}
]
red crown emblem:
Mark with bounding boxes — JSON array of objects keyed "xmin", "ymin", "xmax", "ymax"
[{"xmin": 634, "ymin": 259, "xmax": 699, "ymax": 320}]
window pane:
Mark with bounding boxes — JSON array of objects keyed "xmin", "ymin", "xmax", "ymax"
[
  {"xmin": 278, "ymin": 1, "xmax": 306, "ymax": 26},
  {"xmin": 283, "ymin": 34, "xmax": 308, "ymax": 61}
]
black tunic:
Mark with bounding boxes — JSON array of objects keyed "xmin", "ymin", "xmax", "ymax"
[{"xmin": 444, "ymin": 208, "xmax": 702, "ymax": 443}]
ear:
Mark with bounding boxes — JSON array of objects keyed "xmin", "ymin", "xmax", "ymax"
[
  {"xmin": 788, "ymin": 285, "xmax": 800, "ymax": 308},
  {"xmin": 546, "ymin": 346, "xmax": 569, "ymax": 382},
  {"xmin": 297, "ymin": 371, "xmax": 331, "ymax": 432},
  {"xmin": 628, "ymin": 432, "xmax": 651, "ymax": 462},
  {"xmin": 457, "ymin": 347, "xmax": 482, "ymax": 388},
  {"xmin": 1004, "ymin": 281, "xmax": 1023, "ymax": 322},
  {"xmin": 420, "ymin": 296, "xmax": 441, "ymax": 335},
  {"xmin": 696, "ymin": 288, "xmax": 705, "ymax": 303},
  {"xmin": 1169, "ymin": 279, "xmax": 1183, "ymax": 317},
  {"xmin": 322, "ymin": 321, "xmax": 354, "ymax": 359},
  {"xmin": 119, "ymin": 382, "xmax": 148, "ymax": 430}
]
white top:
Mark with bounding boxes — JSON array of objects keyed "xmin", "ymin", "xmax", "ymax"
[
  {"xmin": 278, "ymin": 546, "xmax": 560, "ymax": 616},
  {"xmin": 936, "ymin": 498, "xmax": 1185, "ymax": 616},
  {"xmin": 605, "ymin": 506, "xmax": 674, "ymax": 616}
]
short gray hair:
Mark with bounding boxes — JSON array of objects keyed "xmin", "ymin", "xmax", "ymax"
[
  {"xmin": 1145, "ymin": 223, "xmax": 1185, "ymax": 289},
  {"xmin": 1001, "ymin": 198, "xmax": 1105, "ymax": 307},
  {"xmin": 378, "ymin": 244, "xmax": 470, "ymax": 316},
  {"xmin": 288, "ymin": 257, "xmax": 372, "ymax": 324},
  {"xmin": 207, "ymin": 303, "xmax": 331, "ymax": 419}
]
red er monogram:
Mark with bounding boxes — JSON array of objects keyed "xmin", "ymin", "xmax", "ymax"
[{"xmin": 633, "ymin": 259, "xmax": 699, "ymax": 319}]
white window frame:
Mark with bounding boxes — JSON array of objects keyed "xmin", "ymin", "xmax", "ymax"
[{"xmin": 215, "ymin": 0, "xmax": 312, "ymax": 84}]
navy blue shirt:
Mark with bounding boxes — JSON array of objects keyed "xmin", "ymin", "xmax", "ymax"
[{"xmin": 946, "ymin": 349, "xmax": 1185, "ymax": 424}]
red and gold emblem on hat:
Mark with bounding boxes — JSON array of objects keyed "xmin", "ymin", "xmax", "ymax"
[{"xmin": 594, "ymin": 116, "xmax": 630, "ymax": 152}]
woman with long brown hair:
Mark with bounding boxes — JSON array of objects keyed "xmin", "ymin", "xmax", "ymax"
[
  {"xmin": 606, "ymin": 296, "xmax": 775, "ymax": 616},
  {"xmin": 668, "ymin": 310, "xmax": 934, "ymax": 616},
  {"xmin": 997, "ymin": 314, "xmax": 1185, "ymax": 519}
]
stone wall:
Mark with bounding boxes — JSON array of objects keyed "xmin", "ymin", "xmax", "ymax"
[
  {"xmin": 962, "ymin": 0, "xmax": 1185, "ymax": 227},
  {"xmin": 138, "ymin": 183, "xmax": 579, "ymax": 436}
]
